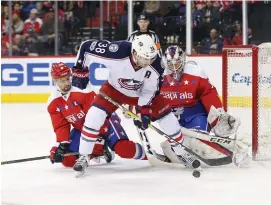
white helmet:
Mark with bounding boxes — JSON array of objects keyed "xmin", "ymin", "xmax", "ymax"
[
  {"xmin": 131, "ymin": 34, "xmax": 158, "ymax": 67},
  {"xmin": 164, "ymin": 45, "xmax": 186, "ymax": 80}
]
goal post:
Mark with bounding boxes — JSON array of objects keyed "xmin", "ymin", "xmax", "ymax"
[{"xmin": 222, "ymin": 44, "xmax": 271, "ymax": 160}]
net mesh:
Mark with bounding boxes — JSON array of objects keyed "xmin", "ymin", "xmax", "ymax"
[
  {"xmin": 225, "ymin": 44, "xmax": 271, "ymax": 160},
  {"xmin": 256, "ymin": 43, "xmax": 271, "ymax": 159}
]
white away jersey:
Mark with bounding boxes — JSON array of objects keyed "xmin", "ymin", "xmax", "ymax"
[{"xmin": 75, "ymin": 40, "xmax": 164, "ymax": 106}]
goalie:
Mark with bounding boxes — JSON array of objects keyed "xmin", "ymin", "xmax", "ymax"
[{"xmin": 160, "ymin": 45, "xmax": 250, "ymax": 167}]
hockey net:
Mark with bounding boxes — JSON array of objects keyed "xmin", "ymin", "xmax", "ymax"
[{"xmin": 222, "ymin": 43, "xmax": 271, "ymax": 160}]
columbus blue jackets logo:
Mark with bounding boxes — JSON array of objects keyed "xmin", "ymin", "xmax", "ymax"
[
  {"xmin": 118, "ymin": 78, "xmax": 143, "ymax": 91},
  {"xmin": 109, "ymin": 44, "xmax": 119, "ymax": 52}
]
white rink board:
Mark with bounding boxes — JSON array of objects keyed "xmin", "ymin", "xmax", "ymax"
[
  {"xmin": 2, "ymin": 56, "xmax": 270, "ymax": 104},
  {"xmin": 1, "ymin": 57, "xmax": 75, "ymax": 93},
  {"xmin": 1, "ymin": 56, "xmax": 223, "ymax": 95}
]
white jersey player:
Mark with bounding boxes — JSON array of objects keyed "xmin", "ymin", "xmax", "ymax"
[{"xmin": 71, "ymin": 35, "xmax": 200, "ymax": 175}]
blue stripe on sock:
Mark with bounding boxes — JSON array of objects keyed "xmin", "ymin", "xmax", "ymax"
[{"xmin": 135, "ymin": 143, "xmax": 143, "ymax": 159}]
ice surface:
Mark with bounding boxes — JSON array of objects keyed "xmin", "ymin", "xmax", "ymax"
[{"xmin": 1, "ymin": 104, "xmax": 271, "ymax": 205}]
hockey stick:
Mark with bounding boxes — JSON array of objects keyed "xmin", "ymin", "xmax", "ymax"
[
  {"xmin": 1, "ymin": 152, "xmax": 106, "ymax": 165},
  {"xmin": 99, "ymin": 92, "xmax": 201, "ymax": 169},
  {"xmin": 1, "ymin": 152, "xmax": 79, "ymax": 165},
  {"xmin": 135, "ymin": 125, "xmax": 185, "ymax": 168},
  {"xmin": 99, "ymin": 92, "xmax": 232, "ymax": 166}
]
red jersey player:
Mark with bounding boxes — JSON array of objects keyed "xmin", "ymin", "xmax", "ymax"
[
  {"xmin": 160, "ymin": 45, "xmax": 250, "ymax": 167},
  {"xmin": 161, "ymin": 45, "xmax": 224, "ymax": 131},
  {"xmin": 47, "ymin": 63, "xmax": 147, "ymax": 168}
]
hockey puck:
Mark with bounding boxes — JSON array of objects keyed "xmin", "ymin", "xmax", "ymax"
[
  {"xmin": 192, "ymin": 159, "xmax": 201, "ymax": 169},
  {"xmin": 192, "ymin": 170, "xmax": 201, "ymax": 178}
]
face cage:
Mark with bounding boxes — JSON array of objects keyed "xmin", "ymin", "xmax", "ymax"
[{"xmin": 167, "ymin": 60, "xmax": 184, "ymax": 81}]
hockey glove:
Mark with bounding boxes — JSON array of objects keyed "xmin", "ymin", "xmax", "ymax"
[
  {"xmin": 133, "ymin": 106, "xmax": 152, "ymax": 130},
  {"xmin": 49, "ymin": 142, "xmax": 70, "ymax": 164},
  {"xmin": 72, "ymin": 67, "xmax": 89, "ymax": 89},
  {"xmin": 208, "ymin": 106, "xmax": 241, "ymax": 138}
]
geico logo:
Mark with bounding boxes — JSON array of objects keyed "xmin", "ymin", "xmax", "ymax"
[
  {"xmin": 1, "ymin": 62, "xmax": 74, "ymax": 86},
  {"xmin": 232, "ymin": 73, "xmax": 271, "ymax": 86},
  {"xmin": 161, "ymin": 92, "xmax": 193, "ymax": 100}
]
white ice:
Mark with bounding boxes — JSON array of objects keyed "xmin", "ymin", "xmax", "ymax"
[{"xmin": 1, "ymin": 104, "xmax": 271, "ymax": 205}]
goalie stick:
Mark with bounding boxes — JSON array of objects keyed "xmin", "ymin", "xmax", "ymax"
[{"xmin": 99, "ymin": 92, "xmax": 232, "ymax": 166}]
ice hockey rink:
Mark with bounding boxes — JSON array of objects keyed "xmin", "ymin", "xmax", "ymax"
[{"xmin": 1, "ymin": 104, "xmax": 271, "ymax": 205}]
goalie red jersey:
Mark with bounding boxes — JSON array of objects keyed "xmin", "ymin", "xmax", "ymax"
[{"xmin": 161, "ymin": 60, "xmax": 223, "ymax": 131}]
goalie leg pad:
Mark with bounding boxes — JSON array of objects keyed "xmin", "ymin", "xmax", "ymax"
[{"xmin": 233, "ymin": 134, "xmax": 252, "ymax": 167}]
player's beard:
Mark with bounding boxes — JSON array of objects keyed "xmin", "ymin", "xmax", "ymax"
[{"xmin": 61, "ymin": 84, "xmax": 72, "ymax": 93}]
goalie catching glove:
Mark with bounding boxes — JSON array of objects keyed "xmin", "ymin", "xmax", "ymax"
[{"xmin": 208, "ymin": 106, "xmax": 241, "ymax": 138}]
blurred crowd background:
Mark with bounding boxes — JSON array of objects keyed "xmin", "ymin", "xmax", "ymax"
[{"xmin": 2, "ymin": 0, "xmax": 271, "ymax": 56}]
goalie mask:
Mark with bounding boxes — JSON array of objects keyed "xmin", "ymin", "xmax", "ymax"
[
  {"xmin": 131, "ymin": 34, "xmax": 158, "ymax": 68},
  {"xmin": 164, "ymin": 45, "xmax": 186, "ymax": 80}
]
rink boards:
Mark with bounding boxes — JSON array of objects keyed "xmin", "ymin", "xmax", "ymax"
[{"xmin": 1, "ymin": 56, "xmax": 271, "ymax": 108}]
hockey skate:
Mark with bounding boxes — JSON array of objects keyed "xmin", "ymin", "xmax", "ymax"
[
  {"xmin": 73, "ymin": 155, "xmax": 90, "ymax": 177},
  {"xmin": 102, "ymin": 140, "xmax": 115, "ymax": 163}
]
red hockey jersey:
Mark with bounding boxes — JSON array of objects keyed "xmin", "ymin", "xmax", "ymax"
[
  {"xmin": 47, "ymin": 86, "xmax": 96, "ymax": 142},
  {"xmin": 160, "ymin": 61, "xmax": 222, "ymax": 117},
  {"xmin": 23, "ymin": 18, "xmax": 43, "ymax": 35}
]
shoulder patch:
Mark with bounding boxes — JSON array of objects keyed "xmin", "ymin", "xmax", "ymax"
[{"xmin": 109, "ymin": 44, "xmax": 119, "ymax": 52}]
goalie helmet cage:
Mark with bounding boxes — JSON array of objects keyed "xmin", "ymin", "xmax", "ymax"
[{"xmin": 222, "ymin": 44, "xmax": 271, "ymax": 160}]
